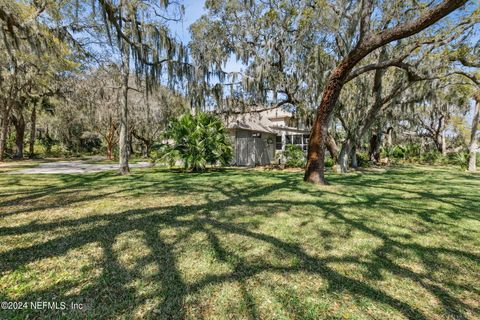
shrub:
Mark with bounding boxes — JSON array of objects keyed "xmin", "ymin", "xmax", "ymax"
[
  {"xmin": 161, "ymin": 112, "xmax": 233, "ymax": 171},
  {"xmin": 283, "ymin": 144, "xmax": 305, "ymax": 168},
  {"xmin": 325, "ymin": 157, "xmax": 334, "ymax": 168},
  {"xmin": 421, "ymin": 150, "xmax": 443, "ymax": 164},
  {"xmin": 405, "ymin": 144, "xmax": 422, "ymax": 160},
  {"xmin": 50, "ymin": 145, "xmax": 70, "ymax": 157},
  {"xmin": 38, "ymin": 134, "xmax": 56, "ymax": 155},
  {"xmin": 356, "ymin": 151, "xmax": 370, "ymax": 167},
  {"xmin": 387, "ymin": 144, "xmax": 422, "ymax": 162},
  {"xmin": 391, "ymin": 146, "xmax": 405, "ymax": 159},
  {"xmin": 80, "ymin": 133, "xmax": 102, "ymax": 153},
  {"xmin": 448, "ymin": 151, "xmax": 469, "ymax": 169},
  {"xmin": 380, "ymin": 145, "xmax": 394, "ymax": 159}
]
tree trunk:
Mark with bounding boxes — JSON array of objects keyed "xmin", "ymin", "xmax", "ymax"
[
  {"xmin": 325, "ymin": 132, "xmax": 339, "ymax": 163},
  {"xmin": 358, "ymin": 48, "xmax": 387, "ymax": 142},
  {"xmin": 119, "ymin": 45, "xmax": 130, "ymax": 175},
  {"xmin": 106, "ymin": 140, "xmax": 114, "ymax": 160},
  {"xmin": 0, "ymin": 108, "xmax": 9, "ymax": 161},
  {"xmin": 105, "ymin": 122, "xmax": 116, "ymax": 160},
  {"xmin": 304, "ymin": 0, "xmax": 467, "ymax": 184},
  {"xmin": 368, "ymin": 133, "xmax": 380, "ymax": 162},
  {"xmin": 44, "ymin": 126, "xmax": 52, "ymax": 154},
  {"xmin": 350, "ymin": 145, "xmax": 358, "ymax": 168},
  {"xmin": 128, "ymin": 130, "xmax": 134, "ymax": 155},
  {"xmin": 12, "ymin": 113, "xmax": 25, "ymax": 159},
  {"xmin": 434, "ymin": 135, "xmax": 443, "ymax": 154},
  {"xmin": 304, "ymin": 68, "xmax": 348, "ymax": 184},
  {"xmin": 386, "ymin": 127, "xmax": 393, "ymax": 146},
  {"xmin": 143, "ymin": 141, "xmax": 152, "ymax": 158},
  {"xmin": 468, "ymin": 98, "xmax": 479, "ymax": 172},
  {"xmin": 29, "ymin": 104, "xmax": 36, "ymax": 158},
  {"xmin": 441, "ymin": 130, "xmax": 447, "ymax": 156},
  {"xmin": 337, "ymin": 139, "xmax": 351, "ymax": 173},
  {"xmin": 132, "ymin": 130, "xmax": 153, "ymax": 158}
]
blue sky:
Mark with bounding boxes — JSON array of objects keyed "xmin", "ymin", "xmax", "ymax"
[
  {"xmin": 169, "ymin": 1, "xmax": 206, "ymax": 43},
  {"xmin": 168, "ymin": 1, "xmax": 244, "ymax": 73},
  {"xmin": 166, "ymin": 0, "xmax": 478, "ymax": 117}
]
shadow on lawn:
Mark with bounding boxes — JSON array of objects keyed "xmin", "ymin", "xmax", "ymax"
[{"xmin": 0, "ymin": 168, "xmax": 479, "ymax": 319}]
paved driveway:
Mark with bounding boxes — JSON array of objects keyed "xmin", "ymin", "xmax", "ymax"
[{"xmin": 12, "ymin": 161, "xmax": 152, "ymax": 174}]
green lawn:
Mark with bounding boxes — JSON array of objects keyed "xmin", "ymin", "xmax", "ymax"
[{"xmin": 0, "ymin": 165, "xmax": 479, "ymax": 319}]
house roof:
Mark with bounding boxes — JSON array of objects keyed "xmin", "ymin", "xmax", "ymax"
[
  {"xmin": 220, "ymin": 106, "xmax": 309, "ymax": 134},
  {"xmin": 223, "ymin": 112, "xmax": 276, "ymax": 134}
]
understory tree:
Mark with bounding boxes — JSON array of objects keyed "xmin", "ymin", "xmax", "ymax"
[
  {"xmin": 0, "ymin": 0, "xmax": 77, "ymax": 160},
  {"xmin": 448, "ymin": 42, "xmax": 480, "ymax": 171},
  {"xmin": 73, "ymin": 0, "xmax": 189, "ymax": 174},
  {"xmin": 48, "ymin": 65, "xmax": 189, "ymax": 160}
]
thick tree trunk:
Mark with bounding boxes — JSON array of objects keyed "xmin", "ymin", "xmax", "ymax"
[
  {"xmin": 468, "ymin": 99, "xmax": 479, "ymax": 172},
  {"xmin": 119, "ymin": 45, "xmax": 130, "ymax": 175},
  {"xmin": 12, "ymin": 113, "xmax": 25, "ymax": 159},
  {"xmin": 304, "ymin": 0, "xmax": 467, "ymax": 184},
  {"xmin": 305, "ymin": 67, "xmax": 349, "ymax": 184},
  {"xmin": 29, "ymin": 104, "xmax": 36, "ymax": 158}
]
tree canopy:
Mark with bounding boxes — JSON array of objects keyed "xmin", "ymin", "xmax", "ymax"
[{"xmin": 0, "ymin": 0, "xmax": 478, "ymax": 177}]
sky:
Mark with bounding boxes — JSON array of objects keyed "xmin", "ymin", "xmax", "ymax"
[
  {"xmin": 168, "ymin": 0, "xmax": 243, "ymax": 73},
  {"xmin": 169, "ymin": 0, "xmax": 206, "ymax": 43}
]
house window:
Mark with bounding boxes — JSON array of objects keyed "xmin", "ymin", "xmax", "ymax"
[
  {"xmin": 282, "ymin": 134, "xmax": 309, "ymax": 152},
  {"xmin": 252, "ymin": 132, "xmax": 261, "ymax": 138},
  {"xmin": 293, "ymin": 134, "xmax": 302, "ymax": 145},
  {"xmin": 276, "ymin": 136, "xmax": 282, "ymax": 150}
]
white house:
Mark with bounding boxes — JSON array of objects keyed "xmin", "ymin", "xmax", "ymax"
[{"xmin": 221, "ymin": 107, "xmax": 311, "ymax": 166}]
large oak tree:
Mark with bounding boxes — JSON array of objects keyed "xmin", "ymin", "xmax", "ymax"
[{"xmin": 304, "ymin": 0, "xmax": 470, "ymax": 184}]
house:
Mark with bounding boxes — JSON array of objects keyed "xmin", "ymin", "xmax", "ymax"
[{"xmin": 222, "ymin": 107, "xmax": 311, "ymax": 166}]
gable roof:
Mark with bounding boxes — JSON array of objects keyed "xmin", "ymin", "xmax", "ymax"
[
  {"xmin": 223, "ymin": 112, "xmax": 276, "ymax": 133},
  {"xmin": 221, "ymin": 106, "xmax": 295, "ymax": 134},
  {"xmin": 219, "ymin": 106, "xmax": 310, "ymax": 134}
]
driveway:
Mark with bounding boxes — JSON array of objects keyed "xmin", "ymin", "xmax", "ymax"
[{"xmin": 12, "ymin": 160, "xmax": 152, "ymax": 174}]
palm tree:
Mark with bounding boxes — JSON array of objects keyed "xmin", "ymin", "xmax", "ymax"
[{"xmin": 162, "ymin": 113, "xmax": 233, "ymax": 172}]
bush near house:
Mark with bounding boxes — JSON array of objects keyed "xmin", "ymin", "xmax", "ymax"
[
  {"xmin": 284, "ymin": 144, "xmax": 306, "ymax": 168},
  {"xmin": 160, "ymin": 112, "xmax": 233, "ymax": 171}
]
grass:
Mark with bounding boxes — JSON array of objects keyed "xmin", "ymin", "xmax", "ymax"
[{"xmin": 0, "ymin": 164, "xmax": 479, "ymax": 319}]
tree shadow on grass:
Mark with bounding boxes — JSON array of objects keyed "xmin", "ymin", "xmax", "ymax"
[{"xmin": 0, "ymin": 168, "xmax": 478, "ymax": 319}]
